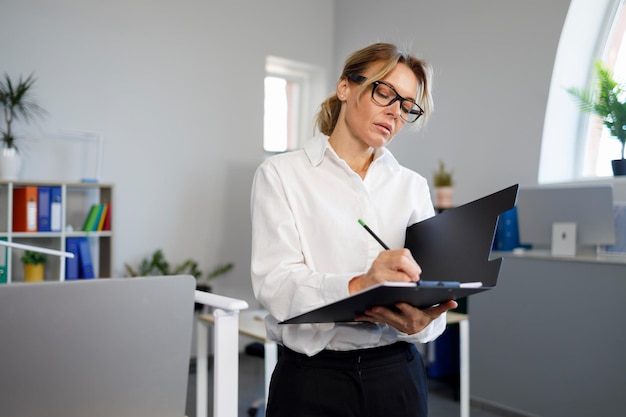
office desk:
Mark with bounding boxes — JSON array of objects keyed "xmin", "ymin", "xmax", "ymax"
[
  {"xmin": 197, "ymin": 310, "xmax": 469, "ymax": 417},
  {"xmin": 471, "ymin": 255, "xmax": 626, "ymax": 416}
]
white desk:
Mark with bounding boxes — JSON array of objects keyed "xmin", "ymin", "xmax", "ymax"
[
  {"xmin": 197, "ymin": 310, "xmax": 469, "ymax": 417},
  {"xmin": 445, "ymin": 311, "xmax": 470, "ymax": 417}
]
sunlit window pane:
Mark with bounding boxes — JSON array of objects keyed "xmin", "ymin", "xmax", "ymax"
[
  {"xmin": 264, "ymin": 76, "xmax": 289, "ymax": 153},
  {"xmin": 584, "ymin": 3, "xmax": 626, "ymax": 176},
  {"xmin": 264, "ymin": 56, "xmax": 323, "ymax": 154}
]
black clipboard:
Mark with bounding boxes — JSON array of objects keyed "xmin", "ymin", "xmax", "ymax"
[
  {"xmin": 280, "ymin": 282, "xmax": 488, "ymax": 324},
  {"xmin": 280, "ymin": 184, "xmax": 519, "ymax": 325}
]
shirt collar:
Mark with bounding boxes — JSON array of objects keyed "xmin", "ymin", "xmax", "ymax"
[{"xmin": 303, "ymin": 135, "xmax": 401, "ymax": 171}]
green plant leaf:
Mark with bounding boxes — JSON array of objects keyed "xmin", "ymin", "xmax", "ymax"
[
  {"xmin": 0, "ymin": 73, "xmax": 47, "ymax": 151},
  {"xmin": 206, "ymin": 262, "xmax": 234, "ymax": 280},
  {"xmin": 21, "ymin": 250, "xmax": 47, "ymax": 265},
  {"xmin": 433, "ymin": 160, "xmax": 453, "ymax": 187},
  {"xmin": 567, "ymin": 60, "xmax": 626, "ymax": 159},
  {"xmin": 124, "ymin": 249, "xmax": 233, "ymax": 283}
]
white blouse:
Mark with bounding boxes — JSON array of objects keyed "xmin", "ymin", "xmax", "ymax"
[{"xmin": 250, "ymin": 136, "xmax": 447, "ymax": 356}]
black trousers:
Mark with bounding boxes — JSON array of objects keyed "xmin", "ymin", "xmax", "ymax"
[{"xmin": 265, "ymin": 342, "xmax": 428, "ymax": 417}]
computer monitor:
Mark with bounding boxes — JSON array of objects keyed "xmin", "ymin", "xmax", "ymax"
[{"xmin": 516, "ymin": 184, "xmax": 616, "ymax": 253}]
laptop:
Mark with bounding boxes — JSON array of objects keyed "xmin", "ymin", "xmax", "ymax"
[{"xmin": 0, "ymin": 275, "xmax": 196, "ymax": 417}]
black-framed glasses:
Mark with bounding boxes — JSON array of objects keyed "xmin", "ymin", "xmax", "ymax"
[{"xmin": 346, "ymin": 73, "xmax": 424, "ymax": 123}]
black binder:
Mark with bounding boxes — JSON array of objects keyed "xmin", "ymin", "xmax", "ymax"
[{"xmin": 280, "ymin": 184, "xmax": 519, "ymax": 324}]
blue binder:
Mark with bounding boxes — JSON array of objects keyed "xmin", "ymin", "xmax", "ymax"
[
  {"xmin": 50, "ymin": 187, "xmax": 62, "ymax": 232},
  {"xmin": 65, "ymin": 237, "xmax": 80, "ymax": 280},
  {"xmin": 77, "ymin": 237, "xmax": 95, "ymax": 279},
  {"xmin": 37, "ymin": 187, "xmax": 51, "ymax": 232},
  {"xmin": 492, "ymin": 207, "xmax": 521, "ymax": 251}
]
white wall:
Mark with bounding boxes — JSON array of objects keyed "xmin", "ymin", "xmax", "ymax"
[
  {"xmin": 0, "ymin": 0, "xmax": 335, "ymax": 306},
  {"xmin": 1, "ymin": 0, "xmax": 574, "ymax": 306},
  {"xmin": 335, "ymin": 0, "xmax": 571, "ymax": 203}
]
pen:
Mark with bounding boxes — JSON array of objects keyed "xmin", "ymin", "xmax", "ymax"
[{"xmin": 358, "ymin": 219, "xmax": 390, "ymax": 250}]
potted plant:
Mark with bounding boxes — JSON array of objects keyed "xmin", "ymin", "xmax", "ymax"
[
  {"xmin": 0, "ymin": 73, "xmax": 47, "ymax": 180},
  {"xmin": 432, "ymin": 159, "xmax": 454, "ymax": 209},
  {"xmin": 21, "ymin": 250, "xmax": 47, "ymax": 282},
  {"xmin": 567, "ymin": 61, "xmax": 626, "ymax": 176}
]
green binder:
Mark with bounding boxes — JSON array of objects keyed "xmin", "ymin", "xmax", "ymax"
[
  {"xmin": 0, "ymin": 237, "xmax": 7, "ymax": 284},
  {"xmin": 82, "ymin": 204, "xmax": 101, "ymax": 232}
]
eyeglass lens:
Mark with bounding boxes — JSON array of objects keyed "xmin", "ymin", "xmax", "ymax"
[{"xmin": 372, "ymin": 82, "xmax": 423, "ymax": 123}]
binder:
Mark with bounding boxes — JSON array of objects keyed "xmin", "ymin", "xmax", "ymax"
[
  {"xmin": 0, "ymin": 237, "xmax": 7, "ymax": 284},
  {"xmin": 96, "ymin": 203, "xmax": 109, "ymax": 231},
  {"xmin": 13, "ymin": 186, "xmax": 38, "ymax": 232},
  {"xmin": 82, "ymin": 204, "xmax": 101, "ymax": 231},
  {"xmin": 102, "ymin": 203, "xmax": 111, "ymax": 231},
  {"xmin": 281, "ymin": 184, "xmax": 519, "ymax": 324},
  {"xmin": 404, "ymin": 184, "xmax": 519, "ymax": 287},
  {"xmin": 77, "ymin": 237, "xmax": 95, "ymax": 279},
  {"xmin": 92, "ymin": 204, "xmax": 104, "ymax": 231},
  {"xmin": 37, "ymin": 186, "xmax": 51, "ymax": 232},
  {"xmin": 65, "ymin": 237, "xmax": 81, "ymax": 280},
  {"xmin": 91, "ymin": 204, "xmax": 104, "ymax": 231},
  {"xmin": 50, "ymin": 186, "xmax": 62, "ymax": 232}
]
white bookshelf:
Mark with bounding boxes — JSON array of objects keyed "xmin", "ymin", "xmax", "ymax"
[{"xmin": 0, "ymin": 180, "xmax": 113, "ymax": 283}]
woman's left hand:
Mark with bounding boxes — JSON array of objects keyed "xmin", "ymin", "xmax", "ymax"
[{"xmin": 355, "ymin": 300, "xmax": 458, "ymax": 335}]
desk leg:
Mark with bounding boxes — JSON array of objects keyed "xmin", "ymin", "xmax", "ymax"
[
  {"xmin": 196, "ymin": 309, "xmax": 241, "ymax": 417},
  {"xmin": 213, "ymin": 308, "xmax": 240, "ymax": 417},
  {"xmin": 196, "ymin": 314, "xmax": 209, "ymax": 417},
  {"xmin": 263, "ymin": 342, "xmax": 278, "ymax": 406},
  {"xmin": 459, "ymin": 319, "xmax": 469, "ymax": 417}
]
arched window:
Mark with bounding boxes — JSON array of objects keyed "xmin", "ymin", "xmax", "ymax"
[
  {"xmin": 540, "ymin": 0, "xmax": 625, "ymax": 182},
  {"xmin": 581, "ymin": 1, "xmax": 626, "ymax": 176}
]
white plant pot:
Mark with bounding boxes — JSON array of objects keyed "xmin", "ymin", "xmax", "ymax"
[{"xmin": 0, "ymin": 148, "xmax": 22, "ymax": 180}]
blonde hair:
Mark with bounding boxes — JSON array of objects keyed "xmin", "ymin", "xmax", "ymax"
[{"xmin": 315, "ymin": 42, "xmax": 433, "ymax": 136}]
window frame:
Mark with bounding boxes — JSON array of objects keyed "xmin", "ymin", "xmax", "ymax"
[
  {"xmin": 263, "ymin": 56, "xmax": 325, "ymax": 154},
  {"xmin": 580, "ymin": 0, "xmax": 626, "ymax": 176},
  {"xmin": 539, "ymin": 0, "xmax": 619, "ymax": 183}
]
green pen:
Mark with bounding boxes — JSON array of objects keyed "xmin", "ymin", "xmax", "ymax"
[{"xmin": 358, "ymin": 219, "xmax": 390, "ymax": 250}]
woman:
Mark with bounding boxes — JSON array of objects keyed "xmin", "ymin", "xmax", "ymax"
[{"xmin": 250, "ymin": 42, "xmax": 457, "ymax": 417}]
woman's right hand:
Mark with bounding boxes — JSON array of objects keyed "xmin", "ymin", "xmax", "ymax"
[{"xmin": 348, "ymin": 248, "xmax": 421, "ymax": 294}]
